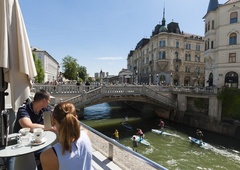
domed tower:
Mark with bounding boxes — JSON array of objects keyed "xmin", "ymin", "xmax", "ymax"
[{"xmin": 159, "ymin": 7, "xmax": 168, "ymax": 33}]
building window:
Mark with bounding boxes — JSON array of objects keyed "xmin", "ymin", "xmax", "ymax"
[
  {"xmin": 205, "ymin": 23, "xmax": 207, "ymax": 33},
  {"xmin": 205, "ymin": 41, "xmax": 208, "ymax": 50},
  {"xmin": 176, "ymin": 41, "xmax": 179, "ymax": 48},
  {"xmin": 159, "ymin": 51, "xmax": 166, "ymax": 59},
  {"xmin": 229, "ymin": 33, "xmax": 237, "ymax": 45},
  {"xmin": 211, "ymin": 41, "xmax": 214, "ymax": 49},
  {"xmin": 186, "ymin": 43, "xmax": 191, "ymax": 50},
  {"xmin": 195, "ymin": 55, "xmax": 200, "ymax": 62},
  {"xmin": 159, "ymin": 40, "xmax": 166, "ymax": 47},
  {"xmin": 196, "ymin": 45, "xmax": 200, "ymax": 51},
  {"xmin": 185, "ymin": 54, "xmax": 191, "ymax": 61},
  {"xmin": 195, "ymin": 66, "xmax": 200, "ymax": 74},
  {"xmin": 185, "ymin": 66, "xmax": 190, "ymax": 73},
  {"xmin": 212, "ymin": 20, "xmax": 214, "ymax": 29},
  {"xmin": 230, "ymin": 12, "xmax": 238, "ymax": 24},
  {"xmin": 175, "ymin": 52, "xmax": 179, "ymax": 59},
  {"xmin": 208, "ymin": 21, "xmax": 210, "ymax": 31},
  {"xmin": 229, "ymin": 53, "xmax": 236, "ymax": 63}
]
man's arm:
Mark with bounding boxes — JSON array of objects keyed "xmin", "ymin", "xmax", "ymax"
[{"xmin": 19, "ymin": 117, "xmax": 44, "ymax": 131}]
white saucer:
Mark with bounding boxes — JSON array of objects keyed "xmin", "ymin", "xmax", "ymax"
[{"xmin": 31, "ymin": 137, "xmax": 47, "ymax": 146}]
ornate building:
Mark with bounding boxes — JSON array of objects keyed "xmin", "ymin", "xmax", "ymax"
[
  {"xmin": 127, "ymin": 8, "xmax": 205, "ymax": 86},
  {"xmin": 32, "ymin": 47, "xmax": 59, "ymax": 83},
  {"xmin": 204, "ymin": 0, "xmax": 240, "ymax": 88}
]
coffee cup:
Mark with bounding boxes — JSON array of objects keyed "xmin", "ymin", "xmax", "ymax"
[
  {"xmin": 33, "ymin": 128, "xmax": 44, "ymax": 143},
  {"xmin": 19, "ymin": 128, "xmax": 30, "ymax": 136}
]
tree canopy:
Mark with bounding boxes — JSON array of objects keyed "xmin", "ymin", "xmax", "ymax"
[
  {"xmin": 77, "ymin": 66, "xmax": 87, "ymax": 82},
  {"xmin": 62, "ymin": 55, "xmax": 88, "ymax": 81},
  {"xmin": 33, "ymin": 53, "xmax": 44, "ymax": 83},
  {"xmin": 62, "ymin": 55, "xmax": 79, "ymax": 80},
  {"xmin": 218, "ymin": 88, "xmax": 240, "ymax": 119}
]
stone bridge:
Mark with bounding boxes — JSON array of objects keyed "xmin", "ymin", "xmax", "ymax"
[
  {"xmin": 33, "ymin": 84, "xmax": 221, "ymax": 119},
  {"xmin": 62, "ymin": 85, "xmax": 177, "ymax": 110}
]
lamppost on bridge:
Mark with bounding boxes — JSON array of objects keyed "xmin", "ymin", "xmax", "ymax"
[
  {"xmin": 170, "ymin": 72, "xmax": 173, "ymax": 86},
  {"xmin": 156, "ymin": 74, "xmax": 159, "ymax": 85},
  {"xmin": 100, "ymin": 69, "xmax": 103, "ymax": 85},
  {"xmin": 136, "ymin": 70, "xmax": 138, "ymax": 85},
  {"xmin": 149, "ymin": 74, "xmax": 151, "ymax": 85}
]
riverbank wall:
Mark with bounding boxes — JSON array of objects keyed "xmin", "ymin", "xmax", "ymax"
[
  {"xmin": 156, "ymin": 110, "xmax": 240, "ymax": 139},
  {"xmin": 124, "ymin": 100, "xmax": 240, "ymax": 139}
]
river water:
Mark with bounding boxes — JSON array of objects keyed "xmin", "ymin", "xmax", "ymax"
[{"xmin": 81, "ymin": 103, "xmax": 240, "ymax": 170}]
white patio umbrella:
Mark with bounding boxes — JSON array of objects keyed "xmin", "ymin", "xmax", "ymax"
[{"xmin": 0, "ymin": 0, "xmax": 37, "ymax": 113}]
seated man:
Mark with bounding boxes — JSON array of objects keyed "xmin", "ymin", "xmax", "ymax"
[{"xmin": 12, "ymin": 89, "xmax": 54, "ymax": 170}]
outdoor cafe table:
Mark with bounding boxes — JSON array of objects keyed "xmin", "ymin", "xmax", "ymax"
[{"xmin": 0, "ymin": 131, "xmax": 56, "ymax": 157}]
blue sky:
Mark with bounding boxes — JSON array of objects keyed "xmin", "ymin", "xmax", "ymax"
[{"xmin": 19, "ymin": 0, "xmax": 226, "ymax": 77}]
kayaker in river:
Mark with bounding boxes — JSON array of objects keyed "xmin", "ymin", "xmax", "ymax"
[{"xmin": 137, "ymin": 128, "xmax": 144, "ymax": 140}]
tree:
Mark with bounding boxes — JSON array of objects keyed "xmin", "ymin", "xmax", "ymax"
[
  {"xmin": 33, "ymin": 53, "xmax": 44, "ymax": 83},
  {"xmin": 62, "ymin": 55, "xmax": 79, "ymax": 80},
  {"xmin": 77, "ymin": 66, "xmax": 87, "ymax": 82},
  {"xmin": 218, "ymin": 88, "xmax": 240, "ymax": 119},
  {"xmin": 95, "ymin": 77, "xmax": 100, "ymax": 82},
  {"xmin": 87, "ymin": 77, "xmax": 93, "ymax": 82}
]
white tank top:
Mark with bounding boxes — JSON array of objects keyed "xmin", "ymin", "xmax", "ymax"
[{"xmin": 53, "ymin": 131, "xmax": 93, "ymax": 170}]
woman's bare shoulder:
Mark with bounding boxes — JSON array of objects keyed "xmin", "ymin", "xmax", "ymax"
[{"xmin": 40, "ymin": 147, "xmax": 59, "ymax": 170}]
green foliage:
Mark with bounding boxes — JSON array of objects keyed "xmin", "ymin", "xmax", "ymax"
[
  {"xmin": 218, "ymin": 88, "xmax": 240, "ymax": 119},
  {"xmin": 95, "ymin": 77, "xmax": 100, "ymax": 82},
  {"xmin": 77, "ymin": 78, "xmax": 83, "ymax": 83},
  {"xmin": 33, "ymin": 53, "xmax": 44, "ymax": 83},
  {"xmin": 62, "ymin": 55, "xmax": 79, "ymax": 80},
  {"xmin": 194, "ymin": 98, "xmax": 208, "ymax": 112},
  {"xmin": 87, "ymin": 77, "xmax": 93, "ymax": 82},
  {"xmin": 77, "ymin": 66, "xmax": 87, "ymax": 82}
]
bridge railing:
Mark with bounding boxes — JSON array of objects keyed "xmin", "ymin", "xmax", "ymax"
[
  {"xmin": 63, "ymin": 85, "xmax": 177, "ymax": 109},
  {"xmin": 33, "ymin": 84, "xmax": 220, "ymax": 95},
  {"xmin": 143, "ymin": 86, "xmax": 177, "ymax": 108}
]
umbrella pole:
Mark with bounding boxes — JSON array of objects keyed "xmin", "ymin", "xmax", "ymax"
[
  {"xmin": 0, "ymin": 67, "xmax": 6, "ymax": 111},
  {"xmin": 0, "ymin": 68, "xmax": 8, "ymax": 147}
]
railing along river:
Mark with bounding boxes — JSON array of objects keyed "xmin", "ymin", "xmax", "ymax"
[{"xmin": 81, "ymin": 122, "xmax": 168, "ymax": 170}]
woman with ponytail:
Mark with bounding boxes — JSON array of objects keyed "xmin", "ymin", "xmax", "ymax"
[{"xmin": 40, "ymin": 102, "xmax": 93, "ymax": 170}]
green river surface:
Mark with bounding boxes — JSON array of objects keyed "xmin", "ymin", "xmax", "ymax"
[{"xmin": 81, "ymin": 103, "xmax": 240, "ymax": 170}]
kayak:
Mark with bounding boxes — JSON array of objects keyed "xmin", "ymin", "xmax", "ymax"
[
  {"xmin": 151, "ymin": 129, "xmax": 174, "ymax": 136},
  {"xmin": 131, "ymin": 135, "xmax": 150, "ymax": 146},
  {"xmin": 121, "ymin": 122, "xmax": 133, "ymax": 130},
  {"xmin": 188, "ymin": 136, "xmax": 213, "ymax": 149}
]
